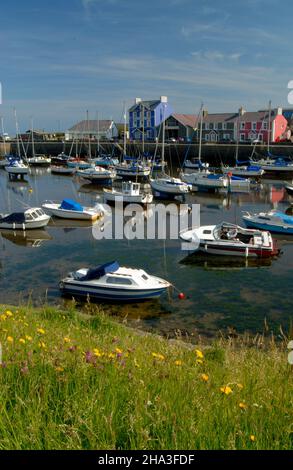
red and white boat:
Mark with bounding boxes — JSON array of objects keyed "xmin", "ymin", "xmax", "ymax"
[{"xmin": 180, "ymin": 222, "xmax": 278, "ymax": 258}]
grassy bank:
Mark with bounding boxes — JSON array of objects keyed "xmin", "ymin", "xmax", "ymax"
[{"xmin": 0, "ymin": 303, "xmax": 292, "ymax": 450}]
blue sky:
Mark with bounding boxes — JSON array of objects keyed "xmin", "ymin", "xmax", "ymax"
[{"xmin": 1, "ymin": 0, "xmax": 292, "ymax": 133}]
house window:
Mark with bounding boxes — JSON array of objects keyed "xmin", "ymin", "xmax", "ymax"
[
  {"xmin": 240, "ymin": 122, "xmax": 245, "ymax": 130},
  {"xmin": 252, "ymin": 122, "xmax": 257, "ymax": 130},
  {"xmin": 218, "ymin": 122, "xmax": 222, "ymax": 130},
  {"xmin": 240, "ymin": 133, "xmax": 245, "ymax": 141},
  {"xmin": 263, "ymin": 121, "xmax": 268, "ymax": 130},
  {"xmin": 201, "ymin": 123, "xmax": 205, "ymax": 130},
  {"xmin": 205, "ymin": 134, "xmax": 209, "ymax": 141},
  {"xmin": 213, "ymin": 123, "xmax": 217, "ymax": 130},
  {"xmin": 223, "ymin": 123, "xmax": 226, "ymax": 130},
  {"xmin": 209, "ymin": 123, "xmax": 213, "ymax": 130}
]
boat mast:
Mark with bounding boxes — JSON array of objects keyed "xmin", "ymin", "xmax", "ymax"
[
  {"xmin": 235, "ymin": 110, "xmax": 240, "ymax": 163},
  {"xmin": 142, "ymin": 103, "xmax": 145, "ymax": 156},
  {"xmin": 97, "ymin": 111, "xmax": 100, "ymax": 156},
  {"xmin": 198, "ymin": 105, "xmax": 203, "ymax": 162},
  {"xmin": 31, "ymin": 117, "xmax": 35, "ymax": 158},
  {"xmin": 87, "ymin": 110, "xmax": 91, "ymax": 159},
  {"xmin": 161, "ymin": 103, "xmax": 166, "ymax": 167},
  {"xmin": 123, "ymin": 101, "xmax": 126, "ymax": 160},
  {"xmin": 267, "ymin": 100, "xmax": 272, "ymax": 154},
  {"xmin": 14, "ymin": 108, "xmax": 21, "ymax": 156},
  {"xmin": 1, "ymin": 116, "xmax": 7, "ymax": 156}
]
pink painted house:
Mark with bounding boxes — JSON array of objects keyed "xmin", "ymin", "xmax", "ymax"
[{"xmin": 237, "ymin": 107, "xmax": 287, "ymax": 143}]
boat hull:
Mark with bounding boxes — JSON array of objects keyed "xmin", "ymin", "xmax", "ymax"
[
  {"xmin": 243, "ymin": 218, "xmax": 293, "ymax": 235},
  {"xmin": 42, "ymin": 204, "xmax": 101, "ymax": 221},
  {"xmin": 198, "ymin": 242, "xmax": 276, "ymax": 258},
  {"xmin": 60, "ymin": 282, "xmax": 168, "ymax": 301},
  {"xmin": 0, "ymin": 218, "xmax": 50, "ymax": 230}
]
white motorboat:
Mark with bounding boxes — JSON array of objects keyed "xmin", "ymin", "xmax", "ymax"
[
  {"xmin": 183, "ymin": 159, "xmax": 200, "ymax": 169},
  {"xmin": 222, "ymin": 164, "xmax": 264, "ymax": 178},
  {"xmin": 67, "ymin": 159, "xmax": 92, "ymax": 169},
  {"xmin": 59, "ymin": 260, "xmax": 171, "ymax": 301},
  {"xmin": 115, "ymin": 162, "xmax": 151, "ymax": 178},
  {"xmin": 103, "ymin": 181, "xmax": 153, "ymax": 205},
  {"xmin": 5, "ymin": 159, "xmax": 29, "ymax": 175},
  {"xmin": 181, "ymin": 170, "xmax": 228, "ymax": 191},
  {"xmin": 0, "ymin": 207, "xmax": 50, "ymax": 230},
  {"xmin": 76, "ymin": 166, "xmax": 116, "ymax": 184},
  {"xmin": 180, "ymin": 222, "xmax": 278, "ymax": 258},
  {"xmin": 27, "ymin": 155, "xmax": 51, "ymax": 166},
  {"xmin": 284, "ymin": 182, "xmax": 293, "ymax": 196},
  {"xmin": 50, "ymin": 165, "xmax": 76, "ymax": 175},
  {"xmin": 150, "ymin": 176, "xmax": 190, "ymax": 198},
  {"xmin": 242, "ymin": 210, "xmax": 293, "ymax": 234},
  {"xmin": 255, "ymin": 156, "xmax": 293, "ymax": 173},
  {"xmin": 42, "ymin": 198, "xmax": 104, "ymax": 220}
]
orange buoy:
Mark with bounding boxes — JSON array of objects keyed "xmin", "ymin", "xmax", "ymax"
[{"xmin": 178, "ymin": 292, "xmax": 185, "ymax": 300}]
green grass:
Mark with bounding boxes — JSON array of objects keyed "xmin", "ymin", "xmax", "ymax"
[{"xmin": 0, "ymin": 303, "xmax": 292, "ymax": 450}]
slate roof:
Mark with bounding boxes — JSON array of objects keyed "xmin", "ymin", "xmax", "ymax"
[
  {"xmin": 68, "ymin": 120, "xmax": 113, "ymax": 133},
  {"xmin": 171, "ymin": 114, "xmax": 198, "ymax": 128},
  {"xmin": 201, "ymin": 113, "xmax": 238, "ymax": 123},
  {"xmin": 129, "ymin": 100, "xmax": 161, "ymax": 112}
]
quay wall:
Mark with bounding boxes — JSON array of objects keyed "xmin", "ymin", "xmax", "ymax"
[{"xmin": 1, "ymin": 141, "xmax": 293, "ymax": 165}]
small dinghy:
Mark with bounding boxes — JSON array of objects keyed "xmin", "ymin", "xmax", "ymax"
[
  {"xmin": 50, "ymin": 165, "xmax": 76, "ymax": 175},
  {"xmin": 5, "ymin": 159, "xmax": 29, "ymax": 175},
  {"xmin": 243, "ymin": 210, "xmax": 293, "ymax": 234},
  {"xmin": 76, "ymin": 166, "xmax": 116, "ymax": 184},
  {"xmin": 59, "ymin": 260, "xmax": 171, "ymax": 301},
  {"xmin": 42, "ymin": 198, "xmax": 104, "ymax": 220},
  {"xmin": 103, "ymin": 181, "xmax": 153, "ymax": 205},
  {"xmin": 27, "ymin": 155, "xmax": 51, "ymax": 166},
  {"xmin": 0, "ymin": 207, "xmax": 50, "ymax": 230},
  {"xmin": 180, "ymin": 222, "xmax": 278, "ymax": 258}
]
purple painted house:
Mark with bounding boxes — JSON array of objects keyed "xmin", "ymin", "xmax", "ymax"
[{"xmin": 128, "ymin": 96, "xmax": 173, "ymax": 141}]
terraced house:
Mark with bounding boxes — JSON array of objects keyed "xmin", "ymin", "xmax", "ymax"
[
  {"xmin": 199, "ymin": 107, "xmax": 287, "ymax": 143},
  {"xmin": 129, "ymin": 96, "xmax": 173, "ymax": 141}
]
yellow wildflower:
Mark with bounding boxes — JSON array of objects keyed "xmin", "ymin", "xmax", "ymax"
[
  {"xmin": 37, "ymin": 328, "xmax": 45, "ymax": 335},
  {"xmin": 93, "ymin": 348, "xmax": 102, "ymax": 357},
  {"xmin": 195, "ymin": 349, "xmax": 204, "ymax": 359},
  {"xmin": 250, "ymin": 435, "xmax": 256, "ymax": 442},
  {"xmin": 134, "ymin": 358, "xmax": 140, "ymax": 368},
  {"xmin": 201, "ymin": 373, "xmax": 209, "ymax": 382},
  {"xmin": 55, "ymin": 366, "xmax": 64, "ymax": 372},
  {"xmin": 151, "ymin": 352, "xmax": 165, "ymax": 361},
  {"xmin": 5, "ymin": 310, "xmax": 13, "ymax": 317},
  {"xmin": 38, "ymin": 341, "xmax": 46, "ymax": 349},
  {"xmin": 220, "ymin": 385, "xmax": 233, "ymax": 395},
  {"xmin": 19, "ymin": 338, "xmax": 26, "ymax": 345},
  {"xmin": 108, "ymin": 352, "xmax": 115, "ymax": 359},
  {"xmin": 196, "ymin": 359, "xmax": 203, "ymax": 364},
  {"xmin": 7, "ymin": 336, "xmax": 14, "ymax": 343},
  {"xmin": 237, "ymin": 383, "xmax": 244, "ymax": 390},
  {"xmin": 239, "ymin": 402, "xmax": 247, "ymax": 410},
  {"xmin": 115, "ymin": 348, "xmax": 123, "ymax": 354},
  {"xmin": 24, "ymin": 322, "xmax": 29, "ymax": 327},
  {"xmin": 0, "ymin": 314, "xmax": 7, "ymax": 321},
  {"xmin": 63, "ymin": 337, "xmax": 71, "ymax": 343},
  {"xmin": 174, "ymin": 360, "xmax": 182, "ymax": 366},
  {"xmin": 25, "ymin": 335, "xmax": 32, "ymax": 341}
]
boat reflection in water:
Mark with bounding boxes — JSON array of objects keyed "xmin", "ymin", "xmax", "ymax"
[
  {"xmin": 180, "ymin": 252, "xmax": 274, "ymax": 270},
  {"xmin": 0, "ymin": 229, "xmax": 52, "ymax": 247}
]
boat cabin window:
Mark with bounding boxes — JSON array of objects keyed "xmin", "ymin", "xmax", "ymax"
[
  {"xmin": 31, "ymin": 211, "xmax": 39, "ymax": 219},
  {"xmin": 203, "ymin": 230, "xmax": 211, "ymax": 234},
  {"xmin": 36, "ymin": 209, "xmax": 44, "ymax": 216},
  {"xmin": 106, "ymin": 276, "xmax": 133, "ymax": 285},
  {"xmin": 258, "ymin": 216, "xmax": 270, "ymax": 220},
  {"xmin": 25, "ymin": 214, "xmax": 34, "ymax": 221},
  {"xmin": 142, "ymin": 274, "xmax": 149, "ymax": 281}
]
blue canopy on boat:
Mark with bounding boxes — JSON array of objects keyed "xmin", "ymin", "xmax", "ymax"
[
  {"xmin": 273, "ymin": 211, "xmax": 293, "ymax": 225},
  {"xmin": 60, "ymin": 199, "xmax": 83, "ymax": 211},
  {"xmin": 80, "ymin": 261, "xmax": 119, "ymax": 281},
  {"xmin": 0, "ymin": 212, "xmax": 26, "ymax": 224}
]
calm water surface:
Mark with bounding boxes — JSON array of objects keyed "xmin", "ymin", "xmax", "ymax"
[{"xmin": 0, "ymin": 168, "xmax": 293, "ymax": 338}]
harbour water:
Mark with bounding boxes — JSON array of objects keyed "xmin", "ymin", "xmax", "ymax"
[{"xmin": 0, "ymin": 167, "xmax": 293, "ymax": 338}]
